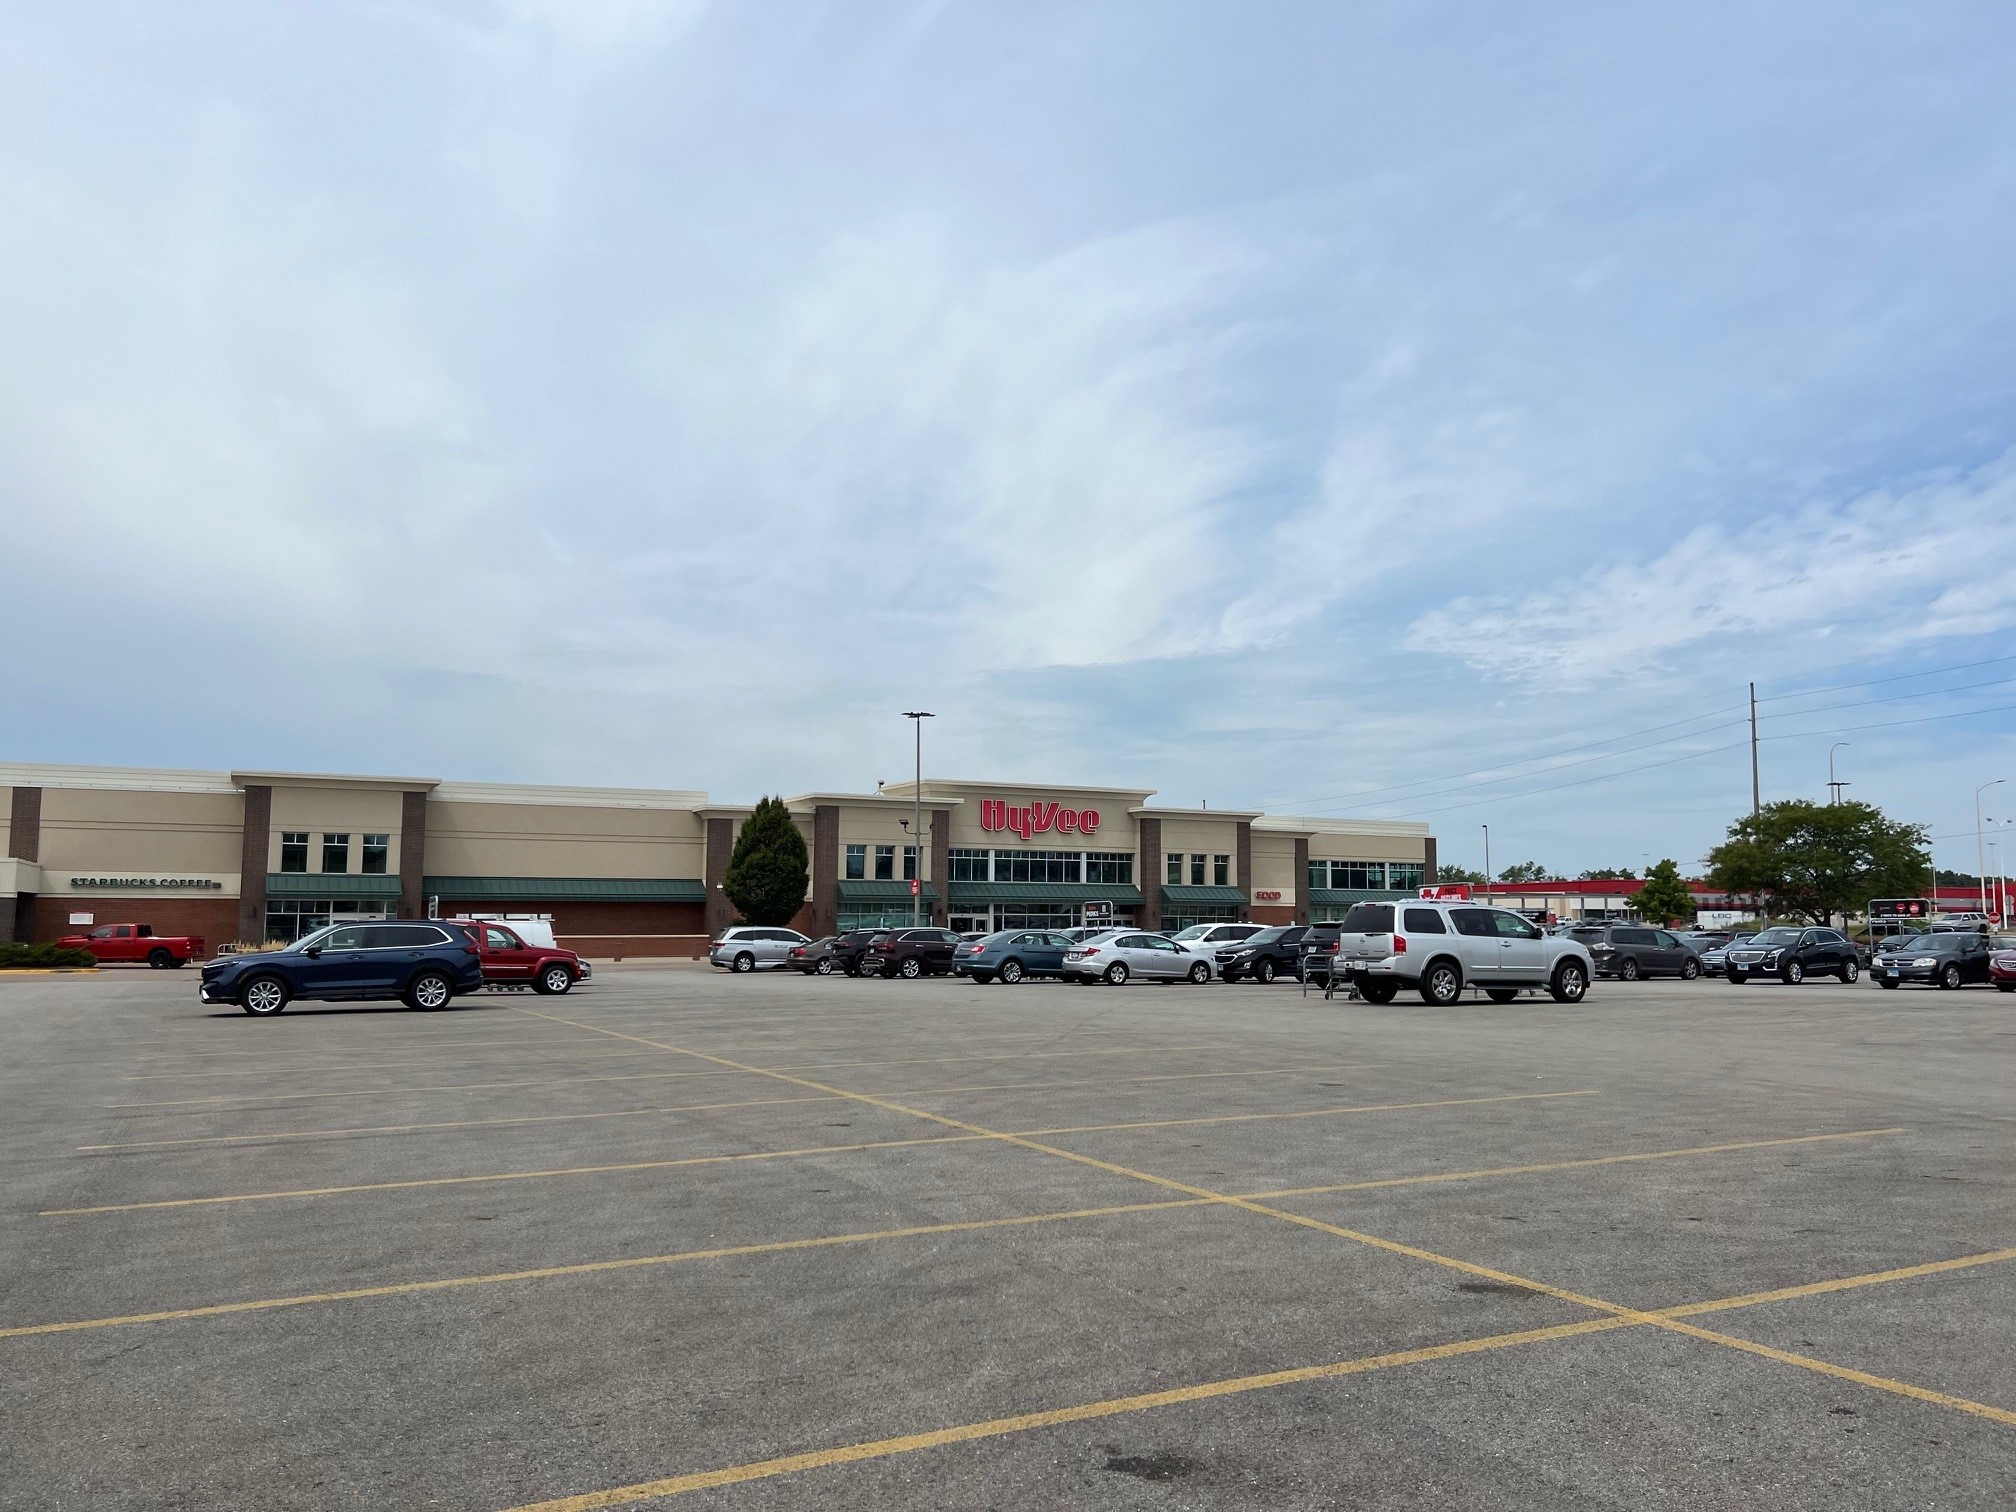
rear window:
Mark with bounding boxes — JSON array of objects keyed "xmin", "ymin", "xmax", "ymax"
[
  {"xmin": 1339, "ymin": 905, "xmax": 1394, "ymax": 933},
  {"xmin": 1401, "ymin": 908, "xmax": 1447, "ymax": 933}
]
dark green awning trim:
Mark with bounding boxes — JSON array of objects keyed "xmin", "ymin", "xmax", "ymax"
[
  {"xmin": 424, "ymin": 877, "xmax": 706, "ymax": 902},
  {"xmin": 1160, "ymin": 885, "xmax": 1249, "ymax": 906},
  {"xmin": 1308, "ymin": 888, "xmax": 1414, "ymax": 905},
  {"xmin": 836, "ymin": 879, "xmax": 940, "ymax": 903},
  {"xmin": 948, "ymin": 882, "xmax": 1144, "ymax": 905},
  {"xmin": 266, "ymin": 873, "xmax": 403, "ymax": 899}
]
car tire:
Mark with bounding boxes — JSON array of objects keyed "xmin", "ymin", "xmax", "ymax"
[
  {"xmin": 1000, "ymin": 959, "xmax": 1024, "ymax": 984},
  {"xmin": 1485, "ymin": 988, "xmax": 1521, "ymax": 1004},
  {"xmin": 1839, "ymin": 960, "xmax": 1858, "ymax": 984},
  {"xmin": 1940, "ymin": 963, "xmax": 1962, "ymax": 990},
  {"xmin": 1996, "ymin": 983, "xmax": 2013, "ymax": 992},
  {"xmin": 1727, "ymin": 970, "xmax": 1747, "ymax": 984},
  {"xmin": 1256, "ymin": 959, "xmax": 1277, "ymax": 984},
  {"xmin": 147, "ymin": 948, "xmax": 173, "ymax": 969},
  {"xmin": 1418, "ymin": 959, "xmax": 1462, "ymax": 1006},
  {"xmin": 1549, "ymin": 960, "xmax": 1589, "ymax": 1004},
  {"xmin": 732, "ymin": 953, "xmax": 755, "ymax": 973},
  {"xmin": 1878, "ymin": 978, "xmax": 1898, "ymax": 989},
  {"xmin": 1680, "ymin": 957, "xmax": 1701, "ymax": 980},
  {"xmin": 1360, "ymin": 979, "xmax": 1400, "ymax": 1004},
  {"xmin": 405, "ymin": 971, "xmax": 454, "ymax": 1011},
  {"xmin": 240, "ymin": 975, "xmax": 290, "ymax": 1016},
  {"xmin": 814, "ymin": 958, "xmax": 836, "ymax": 975},
  {"xmin": 1103, "ymin": 962, "xmax": 1129, "ymax": 986},
  {"xmin": 899, "ymin": 957, "xmax": 923, "ymax": 979},
  {"xmin": 1618, "ymin": 957, "xmax": 1641, "ymax": 982},
  {"xmin": 1782, "ymin": 960, "xmax": 1804, "ymax": 985},
  {"xmin": 1188, "ymin": 961, "xmax": 1210, "ymax": 984},
  {"xmin": 534, "ymin": 963, "xmax": 574, "ymax": 995}
]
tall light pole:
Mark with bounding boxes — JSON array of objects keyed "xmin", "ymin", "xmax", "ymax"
[
  {"xmin": 1481, "ymin": 824, "xmax": 1491, "ymax": 901},
  {"xmin": 1827, "ymin": 742, "xmax": 1851, "ymax": 804},
  {"xmin": 902, "ymin": 712, "xmax": 934, "ymax": 925},
  {"xmin": 1975, "ymin": 780, "xmax": 2003, "ymax": 919}
]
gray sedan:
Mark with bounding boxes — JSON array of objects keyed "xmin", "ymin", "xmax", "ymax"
[{"xmin": 1062, "ymin": 931, "xmax": 1212, "ymax": 986}]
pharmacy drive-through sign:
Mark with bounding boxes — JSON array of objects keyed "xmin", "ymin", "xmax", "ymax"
[{"xmin": 979, "ymin": 799, "xmax": 1101, "ymax": 840}]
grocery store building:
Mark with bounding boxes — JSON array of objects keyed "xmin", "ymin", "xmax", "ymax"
[{"xmin": 1, "ymin": 764, "xmax": 1436, "ymax": 956}]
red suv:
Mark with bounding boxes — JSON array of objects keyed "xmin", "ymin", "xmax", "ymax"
[{"xmin": 450, "ymin": 920, "xmax": 591, "ymax": 994}]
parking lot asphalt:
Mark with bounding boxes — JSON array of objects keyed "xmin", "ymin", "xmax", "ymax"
[{"xmin": 1, "ymin": 964, "xmax": 2012, "ymax": 1510}]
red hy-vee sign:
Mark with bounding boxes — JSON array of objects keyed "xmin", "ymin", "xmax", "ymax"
[{"xmin": 980, "ymin": 799, "xmax": 1101, "ymax": 840}]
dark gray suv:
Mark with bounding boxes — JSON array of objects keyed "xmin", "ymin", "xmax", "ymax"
[{"xmin": 1567, "ymin": 925, "xmax": 1703, "ymax": 981}]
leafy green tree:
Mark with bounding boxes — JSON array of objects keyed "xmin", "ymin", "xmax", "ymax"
[
  {"xmin": 1497, "ymin": 861, "xmax": 1550, "ymax": 883},
  {"xmin": 1432, "ymin": 863, "xmax": 1488, "ymax": 885},
  {"xmin": 1705, "ymin": 800, "xmax": 1929, "ymax": 926},
  {"xmin": 1629, "ymin": 859, "xmax": 1695, "ymax": 924},
  {"xmin": 1578, "ymin": 867, "xmax": 1637, "ymax": 880},
  {"xmin": 722, "ymin": 796, "xmax": 810, "ymax": 926}
]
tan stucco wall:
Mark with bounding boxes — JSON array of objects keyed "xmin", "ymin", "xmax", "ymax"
[
  {"xmin": 266, "ymin": 787, "xmax": 407, "ymax": 872},
  {"xmin": 37, "ymin": 787, "xmax": 244, "ymax": 876},
  {"xmin": 1249, "ymin": 833, "xmax": 1301, "ymax": 898},
  {"xmin": 1305, "ymin": 834, "xmax": 1427, "ymax": 864},
  {"xmin": 425, "ymin": 799, "xmax": 706, "ymax": 879}
]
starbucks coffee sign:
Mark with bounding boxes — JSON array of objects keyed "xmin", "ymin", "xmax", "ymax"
[{"xmin": 69, "ymin": 876, "xmax": 226, "ymax": 891}]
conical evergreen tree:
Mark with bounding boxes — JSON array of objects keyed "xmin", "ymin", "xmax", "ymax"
[{"xmin": 723, "ymin": 796, "xmax": 810, "ymax": 925}]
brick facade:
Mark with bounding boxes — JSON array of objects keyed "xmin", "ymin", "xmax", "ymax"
[
  {"xmin": 703, "ymin": 817, "xmax": 735, "ymax": 935},
  {"xmin": 1293, "ymin": 836, "xmax": 1310, "ymax": 925},
  {"xmin": 432, "ymin": 898, "xmax": 707, "ymax": 958},
  {"xmin": 1235, "ymin": 819, "xmax": 1253, "ymax": 921},
  {"xmin": 930, "ymin": 809, "xmax": 950, "ymax": 928},
  {"xmin": 235, "ymin": 784, "xmax": 271, "ymax": 944},
  {"xmin": 1423, "ymin": 835, "xmax": 1438, "ymax": 884},
  {"xmin": 1137, "ymin": 816, "xmax": 1162, "ymax": 932},
  {"xmin": 810, "ymin": 805, "xmax": 839, "ymax": 937},
  {"xmin": 399, "ymin": 789, "xmax": 428, "ymax": 920},
  {"xmin": 8, "ymin": 786, "xmax": 41, "ymax": 861}
]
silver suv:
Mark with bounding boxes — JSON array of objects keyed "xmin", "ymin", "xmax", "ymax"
[
  {"xmin": 708, "ymin": 925, "xmax": 811, "ymax": 973},
  {"xmin": 1334, "ymin": 900, "xmax": 1594, "ymax": 1005}
]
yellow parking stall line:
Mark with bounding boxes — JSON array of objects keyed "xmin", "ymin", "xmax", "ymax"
[
  {"xmin": 78, "ymin": 1063, "xmax": 1374, "ymax": 1152},
  {"xmin": 1020, "ymin": 1089, "xmax": 1596, "ymax": 1137},
  {"xmin": 122, "ymin": 1047, "xmax": 675, "ymax": 1080},
  {"xmin": 1666, "ymin": 1246, "xmax": 2016, "ymax": 1319}
]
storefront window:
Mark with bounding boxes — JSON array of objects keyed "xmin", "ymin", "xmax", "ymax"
[
  {"xmin": 1164, "ymin": 903, "xmax": 1240, "ymax": 929},
  {"xmin": 874, "ymin": 845, "xmax": 895, "ymax": 880},
  {"xmin": 279, "ymin": 832, "xmax": 309, "ymax": 873},
  {"xmin": 845, "ymin": 844, "xmax": 866, "ymax": 880},
  {"xmin": 263, "ymin": 898, "xmax": 390, "ymax": 942},
  {"xmin": 1213, "ymin": 854, "xmax": 1230, "ymax": 887},
  {"xmin": 361, "ymin": 834, "xmax": 390, "ymax": 875},
  {"xmin": 321, "ymin": 834, "xmax": 350, "ymax": 874}
]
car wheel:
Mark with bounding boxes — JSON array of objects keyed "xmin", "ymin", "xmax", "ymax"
[
  {"xmin": 406, "ymin": 971, "xmax": 453, "ymax": 1011},
  {"xmin": 1188, "ymin": 961, "xmax": 1210, "ymax": 984},
  {"xmin": 814, "ymin": 958, "xmax": 836, "ymax": 975},
  {"xmin": 240, "ymin": 975, "xmax": 290, "ymax": 1016},
  {"xmin": 1256, "ymin": 959, "xmax": 1276, "ymax": 984},
  {"xmin": 1940, "ymin": 963, "xmax": 1962, "ymax": 990},
  {"xmin": 732, "ymin": 952, "xmax": 755, "ymax": 973},
  {"xmin": 1103, "ymin": 962, "xmax": 1129, "ymax": 986},
  {"xmin": 1360, "ymin": 979, "xmax": 1400, "ymax": 1004},
  {"xmin": 1549, "ymin": 960, "xmax": 1588, "ymax": 1004},
  {"xmin": 535, "ymin": 963, "xmax": 574, "ymax": 995},
  {"xmin": 1878, "ymin": 978, "xmax": 1899, "ymax": 989},
  {"xmin": 147, "ymin": 947, "xmax": 173, "ymax": 969},
  {"xmin": 899, "ymin": 957, "xmax": 923, "ymax": 979},
  {"xmin": 1783, "ymin": 960, "xmax": 1804, "ymax": 985},
  {"xmin": 1618, "ymin": 957, "xmax": 1641, "ymax": 982},
  {"xmin": 1996, "ymin": 983, "xmax": 2013, "ymax": 992},
  {"xmin": 1484, "ymin": 988, "xmax": 1520, "ymax": 1004},
  {"xmin": 1727, "ymin": 970, "xmax": 1747, "ymax": 984},
  {"xmin": 999, "ymin": 958, "xmax": 1024, "ymax": 984},
  {"xmin": 1839, "ymin": 960, "xmax": 1858, "ymax": 984},
  {"xmin": 1419, "ymin": 960, "xmax": 1462, "ymax": 1006},
  {"xmin": 1680, "ymin": 957, "xmax": 1701, "ymax": 980}
]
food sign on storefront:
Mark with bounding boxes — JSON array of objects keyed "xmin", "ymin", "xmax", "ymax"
[
  {"xmin": 1419, "ymin": 884, "xmax": 1472, "ymax": 900},
  {"xmin": 979, "ymin": 799, "xmax": 1101, "ymax": 840}
]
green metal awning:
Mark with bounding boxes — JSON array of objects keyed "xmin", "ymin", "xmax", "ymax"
[
  {"xmin": 948, "ymin": 882, "xmax": 1144, "ymax": 905},
  {"xmin": 1308, "ymin": 888, "xmax": 1414, "ymax": 905},
  {"xmin": 423, "ymin": 876, "xmax": 706, "ymax": 902},
  {"xmin": 1160, "ymin": 885, "xmax": 1248, "ymax": 906},
  {"xmin": 836, "ymin": 879, "xmax": 941, "ymax": 903},
  {"xmin": 266, "ymin": 873, "xmax": 403, "ymax": 899}
]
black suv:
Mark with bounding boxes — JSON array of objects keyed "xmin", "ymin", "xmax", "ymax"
[
  {"xmin": 1216, "ymin": 925, "xmax": 1310, "ymax": 983},
  {"xmin": 863, "ymin": 928, "xmax": 964, "ymax": 979},
  {"xmin": 199, "ymin": 921, "xmax": 484, "ymax": 1016},
  {"xmin": 1723, "ymin": 927, "xmax": 1859, "ymax": 985},
  {"xmin": 1567, "ymin": 925, "xmax": 1703, "ymax": 981},
  {"xmin": 1873, "ymin": 930, "xmax": 1991, "ymax": 990},
  {"xmin": 827, "ymin": 930, "xmax": 894, "ymax": 976}
]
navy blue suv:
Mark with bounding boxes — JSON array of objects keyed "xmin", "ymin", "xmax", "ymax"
[{"xmin": 200, "ymin": 921, "xmax": 485, "ymax": 1016}]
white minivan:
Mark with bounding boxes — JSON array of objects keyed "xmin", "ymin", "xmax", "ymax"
[{"xmin": 708, "ymin": 926, "xmax": 811, "ymax": 973}]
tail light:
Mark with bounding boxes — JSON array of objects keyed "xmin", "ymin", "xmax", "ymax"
[
  {"xmin": 1393, "ymin": 935, "xmax": 1407, "ymax": 954},
  {"xmin": 1080, "ymin": 947, "xmax": 1100, "ymax": 957}
]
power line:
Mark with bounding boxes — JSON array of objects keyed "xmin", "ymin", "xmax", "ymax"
[
  {"xmin": 1757, "ymin": 652, "xmax": 2016, "ymax": 704},
  {"xmin": 1758, "ymin": 672, "xmax": 2016, "ymax": 722},
  {"xmin": 1760, "ymin": 698, "xmax": 2016, "ymax": 742}
]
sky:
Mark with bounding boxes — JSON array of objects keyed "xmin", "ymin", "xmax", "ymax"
[{"xmin": 5, "ymin": 1, "xmax": 2016, "ymax": 879}]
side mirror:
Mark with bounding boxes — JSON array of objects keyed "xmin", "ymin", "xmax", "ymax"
[{"xmin": 304, "ymin": 946, "xmax": 322, "ymax": 959}]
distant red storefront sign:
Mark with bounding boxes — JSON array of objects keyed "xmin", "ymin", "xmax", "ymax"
[
  {"xmin": 979, "ymin": 799, "xmax": 1101, "ymax": 840},
  {"xmin": 1254, "ymin": 890, "xmax": 1283, "ymax": 902},
  {"xmin": 1419, "ymin": 884, "xmax": 1473, "ymax": 900}
]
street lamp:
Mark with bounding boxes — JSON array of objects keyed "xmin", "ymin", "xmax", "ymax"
[
  {"xmin": 902, "ymin": 712, "xmax": 934, "ymax": 925},
  {"xmin": 1481, "ymin": 824, "xmax": 1491, "ymax": 901},
  {"xmin": 1827, "ymin": 743, "xmax": 1851, "ymax": 804},
  {"xmin": 1976, "ymin": 779, "xmax": 2004, "ymax": 919}
]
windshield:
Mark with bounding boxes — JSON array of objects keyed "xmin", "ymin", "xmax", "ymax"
[
  {"xmin": 1244, "ymin": 927, "xmax": 1289, "ymax": 944},
  {"xmin": 1168, "ymin": 926, "xmax": 1211, "ymax": 940},
  {"xmin": 1749, "ymin": 928, "xmax": 1803, "ymax": 946},
  {"xmin": 287, "ymin": 926, "xmax": 337, "ymax": 952}
]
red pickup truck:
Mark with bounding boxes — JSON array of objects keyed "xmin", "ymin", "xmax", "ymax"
[
  {"xmin": 57, "ymin": 923, "xmax": 207, "ymax": 968},
  {"xmin": 449, "ymin": 919, "xmax": 590, "ymax": 994}
]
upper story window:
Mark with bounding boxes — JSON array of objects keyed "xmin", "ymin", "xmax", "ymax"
[
  {"xmin": 874, "ymin": 844, "xmax": 895, "ymax": 881},
  {"xmin": 1388, "ymin": 862, "xmax": 1425, "ymax": 890},
  {"xmin": 1165, "ymin": 853, "xmax": 1182, "ymax": 885},
  {"xmin": 844, "ymin": 844, "xmax": 866, "ymax": 880},
  {"xmin": 361, "ymin": 834, "xmax": 390, "ymax": 875},
  {"xmin": 1084, "ymin": 851, "xmax": 1133, "ymax": 885},
  {"xmin": 279, "ymin": 832, "xmax": 309, "ymax": 873},
  {"xmin": 321, "ymin": 833, "xmax": 350, "ymax": 874},
  {"xmin": 948, "ymin": 848, "xmax": 989, "ymax": 882},
  {"xmin": 902, "ymin": 845, "xmax": 918, "ymax": 881},
  {"xmin": 992, "ymin": 849, "xmax": 1081, "ymax": 884},
  {"xmin": 1189, "ymin": 854, "xmax": 1206, "ymax": 886},
  {"xmin": 1213, "ymin": 854, "xmax": 1230, "ymax": 887}
]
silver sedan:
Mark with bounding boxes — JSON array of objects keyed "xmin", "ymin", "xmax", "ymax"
[{"xmin": 1061, "ymin": 930, "xmax": 1212, "ymax": 985}]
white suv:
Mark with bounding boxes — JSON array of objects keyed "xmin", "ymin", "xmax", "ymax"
[
  {"xmin": 708, "ymin": 926, "xmax": 810, "ymax": 973},
  {"xmin": 1334, "ymin": 900, "xmax": 1593, "ymax": 1005}
]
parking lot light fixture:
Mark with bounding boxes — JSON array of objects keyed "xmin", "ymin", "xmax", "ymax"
[
  {"xmin": 903, "ymin": 712, "xmax": 934, "ymax": 925},
  {"xmin": 1481, "ymin": 824, "xmax": 1491, "ymax": 901},
  {"xmin": 1976, "ymin": 779, "xmax": 2004, "ymax": 919}
]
